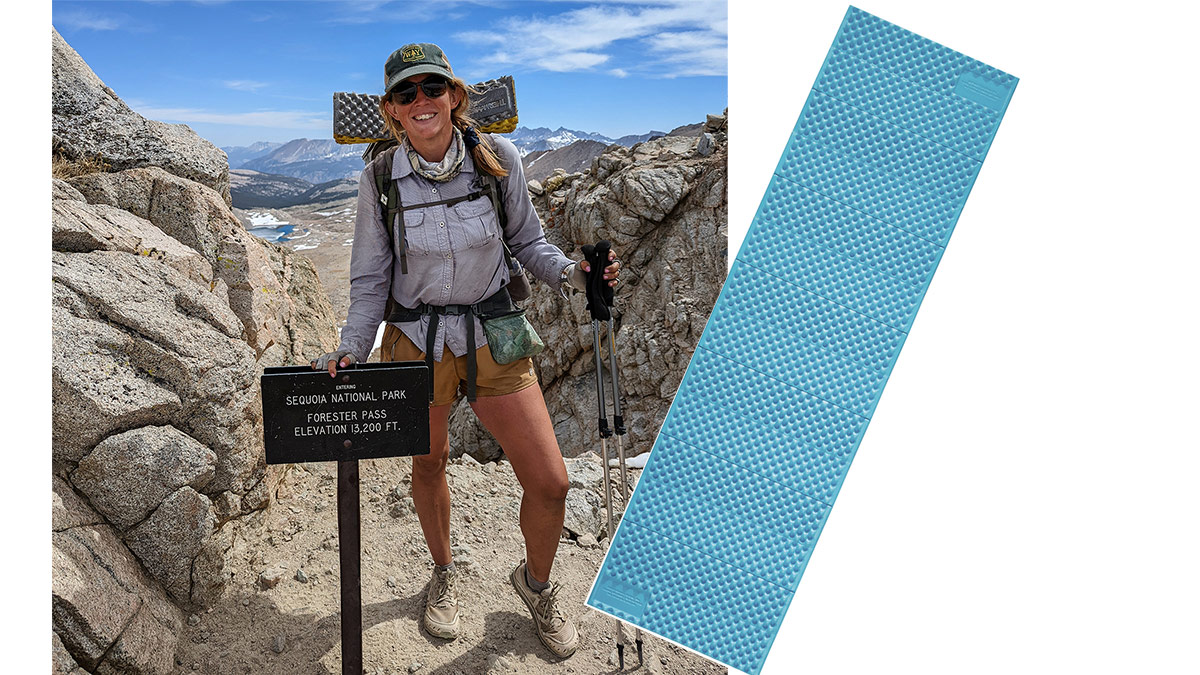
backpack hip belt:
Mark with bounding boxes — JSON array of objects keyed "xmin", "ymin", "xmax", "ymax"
[{"xmin": 386, "ymin": 287, "xmax": 514, "ymax": 403}]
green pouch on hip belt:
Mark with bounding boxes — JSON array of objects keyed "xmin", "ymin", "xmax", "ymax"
[{"xmin": 480, "ymin": 309, "xmax": 544, "ymax": 364}]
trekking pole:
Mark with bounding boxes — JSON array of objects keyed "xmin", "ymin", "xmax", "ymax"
[
  {"xmin": 582, "ymin": 241, "xmax": 628, "ymax": 670},
  {"xmin": 590, "ymin": 245, "xmax": 645, "ymax": 666},
  {"xmin": 606, "ymin": 305, "xmax": 631, "ymax": 506}
]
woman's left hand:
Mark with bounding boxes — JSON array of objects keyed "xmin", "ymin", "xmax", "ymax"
[{"xmin": 580, "ymin": 248, "xmax": 621, "ymax": 287}]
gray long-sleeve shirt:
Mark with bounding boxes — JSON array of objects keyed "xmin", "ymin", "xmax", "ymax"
[{"xmin": 336, "ymin": 135, "xmax": 572, "ymax": 364}]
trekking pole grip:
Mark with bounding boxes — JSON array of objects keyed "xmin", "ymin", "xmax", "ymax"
[{"xmin": 582, "ymin": 242, "xmax": 612, "ymax": 321}]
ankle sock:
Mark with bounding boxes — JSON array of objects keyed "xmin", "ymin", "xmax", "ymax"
[
  {"xmin": 436, "ymin": 561, "xmax": 456, "ymax": 573},
  {"xmin": 525, "ymin": 566, "xmax": 550, "ymax": 592}
]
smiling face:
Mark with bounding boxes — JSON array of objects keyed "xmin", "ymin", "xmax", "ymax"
[{"xmin": 384, "ymin": 73, "xmax": 463, "ymax": 162}]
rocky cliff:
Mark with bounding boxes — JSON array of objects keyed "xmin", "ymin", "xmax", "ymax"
[
  {"xmin": 51, "ymin": 28, "xmax": 339, "ymax": 674},
  {"xmin": 522, "ymin": 139, "xmax": 608, "ymax": 183},
  {"xmin": 51, "ymin": 29, "xmax": 232, "ymax": 208},
  {"xmin": 449, "ymin": 114, "xmax": 728, "ymax": 463}
]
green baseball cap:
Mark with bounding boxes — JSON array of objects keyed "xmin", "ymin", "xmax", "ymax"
[{"xmin": 384, "ymin": 43, "xmax": 454, "ymax": 94}]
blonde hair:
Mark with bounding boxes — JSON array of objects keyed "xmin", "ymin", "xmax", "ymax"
[{"xmin": 379, "ymin": 74, "xmax": 508, "ymax": 178}]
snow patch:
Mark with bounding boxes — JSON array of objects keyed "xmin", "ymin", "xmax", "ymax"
[
  {"xmin": 246, "ymin": 211, "xmax": 289, "ymax": 227},
  {"xmin": 609, "ymin": 453, "xmax": 651, "ymax": 469}
]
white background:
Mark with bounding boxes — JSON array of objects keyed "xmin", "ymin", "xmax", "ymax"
[
  {"xmin": 11, "ymin": 1, "xmax": 1199, "ymax": 673},
  {"xmin": 730, "ymin": 2, "xmax": 1199, "ymax": 674}
]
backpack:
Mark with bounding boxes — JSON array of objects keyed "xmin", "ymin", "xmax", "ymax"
[{"xmin": 365, "ymin": 136, "xmax": 531, "ymax": 321}]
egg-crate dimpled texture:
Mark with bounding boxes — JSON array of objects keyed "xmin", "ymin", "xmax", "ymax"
[
  {"xmin": 658, "ymin": 409, "xmax": 850, "ymax": 506},
  {"xmin": 815, "ymin": 48, "xmax": 1000, "ymax": 161},
  {"xmin": 589, "ymin": 520, "xmax": 793, "ymax": 674},
  {"xmin": 743, "ymin": 226, "xmax": 928, "ymax": 331},
  {"xmin": 837, "ymin": 9, "xmax": 1016, "ymax": 105},
  {"xmin": 333, "ymin": 92, "xmax": 390, "ymax": 141},
  {"xmin": 715, "ymin": 262, "xmax": 908, "ymax": 373},
  {"xmin": 699, "ymin": 285, "xmax": 889, "ymax": 415},
  {"xmin": 751, "ymin": 174, "xmax": 945, "ymax": 286},
  {"xmin": 799, "ymin": 92, "xmax": 980, "ymax": 200},
  {"xmin": 626, "ymin": 434, "xmax": 831, "ymax": 589},
  {"xmin": 679, "ymin": 347, "xmax": 867, "ymax": 456},
  {"xmin": 777, "ymin": 105, "xmax": 973, "ymax": 245},
  {"xmin": 699, "ymin": 286, "xmax": 889, "ymax": 415}
]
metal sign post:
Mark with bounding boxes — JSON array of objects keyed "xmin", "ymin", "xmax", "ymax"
[
  {"xmin": 337, "ymin": 459, "xmax": 361, "ymax": 674},
  {"xmin": 261, "ymin": 362, "xmax": 430, "ymax": 675}
]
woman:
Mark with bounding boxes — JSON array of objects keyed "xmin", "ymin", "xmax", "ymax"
[{"xmin": 312, "ymin": 43, "xmax": 619, "ymax": 658}]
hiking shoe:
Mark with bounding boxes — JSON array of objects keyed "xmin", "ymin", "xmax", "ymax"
[
  {"xmin": 509, "ymin": 560, "xmax": 578, "ymax": 657},
  {"xmin": 422, "ymin": 565, "xmax": 461, "ymax": 640}
]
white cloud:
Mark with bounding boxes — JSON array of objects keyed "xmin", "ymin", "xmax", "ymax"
[
  {"xmin": 223, "ymin": 80, "xmax": 268, "ymax": 92},
  {"xmin": 55, "ymin": 10, "xmax": 124, "ymax": 32},
  {"xmin": 643, "ymin": 30, "xmax": 726, "ymax": 78},
  {"xmin": 611, "ymin": 68, "xmax": 629, "ymax": 78},
  {"xmin": 455, "ymin": 0, "xmax": 725, "ymax": 78},
  {"xmin": 541, "ymin": 51, "xmax": 610, "ymax": 72},
  {"xmin": 129, "ymin": 105, "xmax": 329, "ymax": 131}
]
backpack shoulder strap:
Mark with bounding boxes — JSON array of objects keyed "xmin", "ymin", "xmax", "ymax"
[
  {"xmin": 473, "ymin": 133, "xmax": 516, "ymax": 267},
  {"xmin": 464, "ymin": 131, "xmax": 509, "ymax": 232},
  {"xmin": 478, "ymin": 169, "xmax": 518, "ymax": 273},
  {"xmin": 482, "ymin": 172, "xmax": 508, "ymax": 232},
  {"xmin": 369, "ymin": 145, "xmax": 407, "ymax": 274}
]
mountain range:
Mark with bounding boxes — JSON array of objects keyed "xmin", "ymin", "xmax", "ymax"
[
  {"xmin": 223, "ymin": 124, "xmax": 689, "ymax": 208},
  {"xmin": 229, "ymin": 170, "xmax": 357, "ymax": 209},
  {"xmin": 523, "ymin": 140, "xmax": 609, "ymax": 183},
  {"xmin": 222, "ymin": 126, "xmax": 663, "ymax": 179},
  {"xmin": 506, "ymin": 126, "xmax": 664, "ymax": 155},
  {"xmin": 222, "ymin": 141, "xmax": 285, "ymax": 169},
  {"xmin": 224, "ymin": 120, "xmax": 705, "ymax": 205},
  {"xmin": 233, "ymin": 139, "xmax": 366, "ymax": 184}
]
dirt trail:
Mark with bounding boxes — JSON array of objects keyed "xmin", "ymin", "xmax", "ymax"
[{"xmin": 174, "ymin": 454, "xmax": 726, "ymax": 675}]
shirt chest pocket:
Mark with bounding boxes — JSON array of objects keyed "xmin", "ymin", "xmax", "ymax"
[
  {"xmin": 398, "ymin": 209, "xmax": 432, "ymax": 257},
  {"xmin": 448, "ymin": 195, "xmax": 500, "ymax": 251}
]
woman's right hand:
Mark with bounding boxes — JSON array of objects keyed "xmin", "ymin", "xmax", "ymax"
[{"xmin": 311, "ymin": 350, "xmax": 357, "ymax": 377}]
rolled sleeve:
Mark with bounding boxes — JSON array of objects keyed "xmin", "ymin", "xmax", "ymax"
[
  {"xmin": 337, "ymin": 165, "xmax": 394, "ymax": 363},
  {"xmin": 492, "ymin": 136, "xmax": 573, "ymax": 294}
]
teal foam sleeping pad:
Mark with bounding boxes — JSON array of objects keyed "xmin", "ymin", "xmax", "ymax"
[{"xmin": 586, "ymin": 7, "xmax": 1017, "ymax": 673}]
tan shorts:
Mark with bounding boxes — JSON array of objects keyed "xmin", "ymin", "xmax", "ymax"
[{"xmin": 380, "ymin": 324, "xmax": 539, "ymax": 407}]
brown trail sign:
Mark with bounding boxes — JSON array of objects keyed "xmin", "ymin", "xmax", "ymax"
[{"xmin": 261, "ymin": 362, "xmax": 430, "ymax": 674}]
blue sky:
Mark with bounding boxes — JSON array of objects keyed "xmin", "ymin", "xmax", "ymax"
[{"xmin": 52, "ymin": 0, "xmax": 727, "ymax": 148}]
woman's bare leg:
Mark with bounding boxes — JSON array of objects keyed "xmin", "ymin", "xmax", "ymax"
[
  {"xmin": 411, "ymin": 403, "xmax": 454, "ymax": 566},
  {"xmin": 470, "ymin": 384, "xmax": 569, "ymax": 583}
]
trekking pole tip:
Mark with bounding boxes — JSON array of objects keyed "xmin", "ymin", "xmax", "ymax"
[{"xmin": 617, "ymin": 643, "xmax": 625, "ymax": 670}]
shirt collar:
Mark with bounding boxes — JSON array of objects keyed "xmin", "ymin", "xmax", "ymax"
[{"xmin": 391, "ymin": 135, "xmax": 477, "ymax": 180}]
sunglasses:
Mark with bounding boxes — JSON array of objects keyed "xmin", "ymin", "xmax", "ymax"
[{"xmin": 390, "ymin": 76, "xmax": 449, "ymax": 105}]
